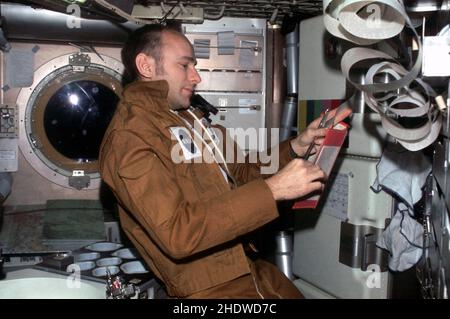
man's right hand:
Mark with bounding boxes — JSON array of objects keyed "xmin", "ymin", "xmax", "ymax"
[{"xmin": 264, "ymin": 159, "xmax": 326, "ymax": 201}]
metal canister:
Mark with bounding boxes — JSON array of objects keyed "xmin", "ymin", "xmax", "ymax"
[
  {"xmin": 275, "ymin": 231, "xmax": 294, "ymax": 280},
  {"xmin": 279, "ymin": 96, "xmax": 298, "ymax": 142}
]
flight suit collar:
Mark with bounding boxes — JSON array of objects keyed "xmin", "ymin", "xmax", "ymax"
[{"xmin": 123, "ymin": 79, "xmax": 169, "ymax": 100}]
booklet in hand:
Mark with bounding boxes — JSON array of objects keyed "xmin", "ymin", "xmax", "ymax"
[{"xmin": 293, "ymin": 121, "xmax": 349, "ymax": 209}]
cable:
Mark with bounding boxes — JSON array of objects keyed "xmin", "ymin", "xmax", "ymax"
[
  {"xmin": 179, "ymin": 3, "xmax": 187, "ymax": 14},
  {"xmin": 204, "ymin": 4, "xmax": 225, "ymax": 20},
  {"xmin": 187, "ymin": 109, "xmax": 230, "ymax": 174},
  {"xmin": 268, "ymin": 7, "xmax": 279, "ymax": 25},
  {"xmin": 160, "ymin": 1, "xmax": 167, "ymax": 14},
  {"xmin": 93, "ymin": 0, "xmax": 160, "ymax": 25},
  {"xmin": 161, "ymin": 0, "xmax": 182, "ymax": 23}
]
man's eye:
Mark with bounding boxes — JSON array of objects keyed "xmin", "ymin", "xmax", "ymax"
[{"xmin": 180, "ymin": 64, "xmax": 189, "ymax": 69}]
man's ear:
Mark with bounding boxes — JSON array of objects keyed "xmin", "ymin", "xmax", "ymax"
[{"xmin": 135, "ymin": 53, "xmax": 156, "ymax": 79}]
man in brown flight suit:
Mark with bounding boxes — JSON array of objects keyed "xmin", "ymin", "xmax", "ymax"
[{"xmin": 99, "ymin": 24, "xmax": 351, "ymax": 298}]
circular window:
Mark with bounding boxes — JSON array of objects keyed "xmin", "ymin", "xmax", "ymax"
[
  {"xmin": 17, "ymin": 52, "xmax": 123, "ymax": 189},
  {"xmin": 43, "ymin": 80, "xmax": 118, "ymax": 162}
]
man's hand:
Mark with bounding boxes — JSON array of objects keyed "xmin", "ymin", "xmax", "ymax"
[
  {"xmin": 290, "ymin": 106, "xmax": 353, "ymax": 158},
  {"xmin": 265, "ymin": 159, "xmax": 326, "ymax": 201}
]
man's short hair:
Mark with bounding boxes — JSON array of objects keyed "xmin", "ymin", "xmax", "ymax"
[{"xmin": 121, "ymin": 24, "xmax": 179, "ymax": 83}]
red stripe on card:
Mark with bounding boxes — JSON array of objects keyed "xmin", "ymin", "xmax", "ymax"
[
  {"xmin": 292, "ymin": 199, "xmax": 318, "ymax": 209},
  {"xmin": 323, "ymin": 129, "xmax": 347, "ymax": 147}
]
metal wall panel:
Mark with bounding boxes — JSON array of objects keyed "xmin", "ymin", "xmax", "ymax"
[
  {"xmin": 184, "ymin": 18, "xmax": 267, "ymax": 152},
  {"xmin": 1, "ymin": 42, "xmax": 122, "ymax": 205}
]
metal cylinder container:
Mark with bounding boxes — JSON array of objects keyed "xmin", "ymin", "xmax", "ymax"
[
  {"xmin": 350, "ymin": 73, "xmax": 366, "ymax": 114},
  {"xmin": 285, "ymin": 24, "xmax": 299, "ymax": 96},
  {"xmin": 279, "ymin": 96, "xmax": 298, "ymax": 142},
  {"xmin": 275, "ymin": 231, "xmax": 294, "ymax": 280},
  {"xmin": 265, "ymin": 24, "xmax": 285, "ymax": 134},
  {"xmin": 1, "ymin": 2, "xmax": 139, "ymax": 44}
]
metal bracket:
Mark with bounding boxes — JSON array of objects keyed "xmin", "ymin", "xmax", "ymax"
[
  {"xmin": 69, "ymin": 170, "xmax": 90, "ymax": 190},
  {"xmin": 339, "ymin": 221, "xmax": 389, "ymax": 272},
  {"xmin": 69, "ymin": 53, "xmax": 91, "ymax": 72},
  {"xmin": 0, "ymin": 104, "xmax": 18, "ymax": 138}
]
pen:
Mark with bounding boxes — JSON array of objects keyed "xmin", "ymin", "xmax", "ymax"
[{"xmin": 302, "ymin": 111, "xmax": 329, "ymax": 160}]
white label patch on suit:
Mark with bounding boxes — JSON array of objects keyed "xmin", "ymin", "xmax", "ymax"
[{"xmin": 169, "ymin": 127, "xmax": 201, "ymax": 160}]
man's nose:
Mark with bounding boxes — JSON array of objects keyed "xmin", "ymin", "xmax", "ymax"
[{"xmin": 190, "ymin": 68, "xmax": 201, "ymax": 85}]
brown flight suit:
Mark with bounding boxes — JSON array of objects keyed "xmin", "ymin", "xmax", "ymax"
[{"xmin": 99, "ymin": 80, "xmax": 303, "ymax": 298}]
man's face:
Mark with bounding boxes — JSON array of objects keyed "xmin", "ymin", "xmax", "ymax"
[{"xmin": 153, "ymin": 31, "xmax": 201, "ymax": 110}]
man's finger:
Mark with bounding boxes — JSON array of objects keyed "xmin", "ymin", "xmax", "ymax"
[{"xmin": 328, "ymin": 106, "xmax": 352, "ymax": 125}]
